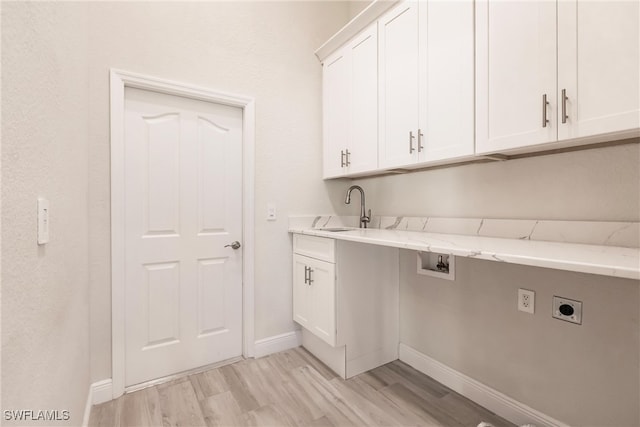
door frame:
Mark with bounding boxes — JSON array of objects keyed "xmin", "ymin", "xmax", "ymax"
[{"xmin": 109, "ymin": 69, "xmax": 255, "ymax": 398}]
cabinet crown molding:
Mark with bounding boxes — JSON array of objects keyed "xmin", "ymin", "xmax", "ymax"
[{"xmin": 315, "ymin": 0, "xmax": 399, "ymax": 63}]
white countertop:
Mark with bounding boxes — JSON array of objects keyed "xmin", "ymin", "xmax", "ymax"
[{"xmin": 289, "ymin": 227, "xmax": 640, "ymax": 280}]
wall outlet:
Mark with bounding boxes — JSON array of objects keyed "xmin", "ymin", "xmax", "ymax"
[
  {"xmin": 518, "ymin": 289, "xmax": 535, "ymax": 314},
  {"xmin": 552, "ymin": 296, "xmax": 582, "ymax": 325}
]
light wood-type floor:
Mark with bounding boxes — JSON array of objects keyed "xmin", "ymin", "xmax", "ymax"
[{"xmin": 89, "ymin": 347, "xmax": 514, "ymax": 427}]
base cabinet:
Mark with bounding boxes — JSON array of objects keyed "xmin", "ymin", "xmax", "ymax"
[{"xmin": 292, "ymin": 235, "xmax": 399, "ymax": 379}]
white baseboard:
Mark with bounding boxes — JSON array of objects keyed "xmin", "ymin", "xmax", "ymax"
[
  {"xmin": 91, "ymin": 379, "xmax": 113, "ymax": 405},
  {"xmin": 82, "ymin": 379, "xmax": 113, "ymax": 426},
  {"xmin": 254, "ymin": 330, "xmax": 302, "ymax": 358},
  {"xmin": 398, "ymin": 344, "xmax": 570, "ymax": 427}
]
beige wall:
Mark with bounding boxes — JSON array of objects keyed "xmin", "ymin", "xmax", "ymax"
[
  {"xmin": 351, "ymin": 141, "xmax": 640, "ymax": 425},
  {"xmin": 400, "ymin": 252, "xmax": 639, "ymax": 426},
  {"xmin": 86, "ymin": 2, "xmax": 352, "ymax": 382},
  {"xmin": 348, "ymin": 0, "xmax": 371, "ymax": 19},
  {"xmin": 1, "ymin": 2, "xmax": 91, "ymax": 425}
]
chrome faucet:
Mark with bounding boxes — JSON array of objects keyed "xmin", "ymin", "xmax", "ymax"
[{"xmin": 345, "ymin": 185, "xmax": 371, "ymax": 228}]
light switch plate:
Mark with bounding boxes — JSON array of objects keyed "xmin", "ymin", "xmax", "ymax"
[
  {"xmin": 37, "ymin": 198, "xmax": 50, "ymax": 244},
  {"xmin": 266, "ymin": 203, "xmax": 277, "ymax": 221}
]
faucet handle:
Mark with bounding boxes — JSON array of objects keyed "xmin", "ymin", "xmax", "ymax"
[{"xmin": 362, "ymin": 209, "xmax": 372, "ymax": 228}]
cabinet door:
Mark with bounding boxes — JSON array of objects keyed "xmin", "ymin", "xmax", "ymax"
[
  {"xmin": 306, "ymin": 257, "xmax": 336, "ymax": 347},
  {"xmin": 476, "ymin": 0, "xmax": 557, "ymax": 154},
  {"xmin": 292, "ymin": 255, "xmax": 311, "ymax": 329},
  {"xmin": 348, "ymin": 24, "xmax": 379, "ymax": 174},
  {"xmin": 379, "ymin": 2, "xmax": 420, "ymax": 168},
  {"xmin": 323, "ymin": 50, "xmax": 350, "ymax": 178},
  {"xmin": 419, "ymin": 0, "xmax": 475, "ymax": 162},
  {"xmin": 558, "ymin": 0, "xmax": 640, "ymax": 140}
]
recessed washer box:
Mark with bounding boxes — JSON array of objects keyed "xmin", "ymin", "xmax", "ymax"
[
  {"xmin": 417, "ymin": 252, "xmax": 455, "ymax": 281},
  {"xmin": 553, "ymin": 296, "xmax": 582, "ymax": 325}
]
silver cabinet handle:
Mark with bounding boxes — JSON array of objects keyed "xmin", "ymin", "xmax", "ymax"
[
  {"xmin": 409, "ymin": 131, "xmax": 415, "ymax": 153},
  {"xmin": 224, "ymin": 241, "xmax": 241, "ymax": 250},
  {"xmin": 345, "ymin": 149, "xmax": 351, "ymax": 167},
  {"xmin": 542, "ymin": 94, "xmax": 550, "ymax": 128},
  {"xmin": 304, "ymin": 266, "xmax": 309, "ymax": 284},
  {"xmin": 308, "ymin": 267, "xmax": 313, "ymax": 285},
  {"xmin": 561, "ymin": 89, "xmax": 568, "ymax": 124},
  {"xmin": 340, "ymin": 150, "xmax": 345, "ymax": 168},
  {"xmin": 417, "ymin": 129, "xmax": 424, "ymax": 152}
]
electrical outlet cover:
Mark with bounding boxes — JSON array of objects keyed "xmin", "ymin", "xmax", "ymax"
[{"xmin": 518, "ymin": 289, "xmax": 535, "ymax": 314}]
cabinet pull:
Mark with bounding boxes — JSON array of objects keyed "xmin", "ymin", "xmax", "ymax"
[
  {"xmin": 409, "ymin": 131, "xmax": 415, "ymax": 153},
  {"xmin": 561, "ymin": 89, "xmax": 568, "ymax": 124},
  {"xmin": 308, "ymin": 268, "xmax": 314, "ymax": 285},
  {"xmin": 340, "ymin": 150, "xmax": 345, "ymax": 168},
  {"xmin": 304, "ymin": 266, "xmax": 309, "ymax": 284},
  {"xmin": 542, "ymin": 94, "xmax": 550, "ymax": 128},
  {"xmin": 345, "ymin": 149, "xmax": 351, "ymax": 167},
  {"xmin": 417, "ymin": 129, "xmax": 424, "ymax": 152}
]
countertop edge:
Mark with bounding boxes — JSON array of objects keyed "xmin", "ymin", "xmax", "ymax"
[{"xmin": 289, "ymin": 228, "xmax": 640, "ymax": 281}]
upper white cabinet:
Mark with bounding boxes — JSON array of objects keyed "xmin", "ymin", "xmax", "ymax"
[
  {"xmin": 557, "ymin": 0, "xmax": 640, "ymax": 141},
  {"xmin": 477, "ymin": 0, "xmax": 640, "ymax": 154},
  {"xmin": 379, "ymin": 1, "xmax": 475, "ymax": 168},
  {"xmin": 421, "ymin": 0, "xmax": 475, "ymax": 161},
  {"xmin": 475, "ymin": 0, "xmax": 558, "ymax": 153},
  {"xmin": 323, "ymin": 23, "xmax": 378, "ymax": 178},
  {"xmin": 378, "ymin": 2, "xmax": 420, "ymax": 168}
]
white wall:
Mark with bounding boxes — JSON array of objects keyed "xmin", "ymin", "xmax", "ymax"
[
  {"xmin": 2, "ymin": 2, "xmax": 91, "ymax": 425},
  {"xmin": 87, "ymin": 1, "xmax": 353, "ymax": 383}
]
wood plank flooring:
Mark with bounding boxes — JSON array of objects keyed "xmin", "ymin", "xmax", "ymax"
[{"xmin": 89, "ymin": 347, "xmax": 514, "ymax": 427}]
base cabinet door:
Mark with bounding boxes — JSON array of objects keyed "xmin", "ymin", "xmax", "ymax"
[
  {"xmin": 292, "ymin": 254, "xmax": 336, "ymax": 347},
  {"xmin": 293, "ymin": 255, "xmax": 312, "ymax": 329},
  {"xmin": 307, "ymin": 258, "xmax": 336, "ymax": 347}
]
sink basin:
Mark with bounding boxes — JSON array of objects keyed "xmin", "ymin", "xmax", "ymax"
[{"xmin": 317, "ymin": 227, "xmax": 353, "ymax": 232}]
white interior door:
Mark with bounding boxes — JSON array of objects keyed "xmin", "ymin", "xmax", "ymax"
[{"xmin": 123, "ymin": 87, "xmax": 243, "ymax": 387}]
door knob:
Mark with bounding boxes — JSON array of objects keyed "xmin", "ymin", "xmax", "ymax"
[{"xmin": 225, "ymin": 241, "xmax": 241, "ymax": 250}]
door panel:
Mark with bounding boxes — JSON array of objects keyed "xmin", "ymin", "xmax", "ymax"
[
  {"xmin": 124, "ymin": 88, "xmax": 243, "ymax": 387},
  {"xmin": 323, "ymin": 52, "xmax": 350, "ymax": 178},
  {"xmin": 293, "ymin": 255, "xmax": 311, "ymax": 329},
  {"xmin": 349, "ymin": 25, "xmax": 378, "ymax": 174},
  {"xmin": 308, "ymin": 259, "xmax": 336, "ymax": 347},
  {"xmin": 421, "ymin": 0, "xmax": 475, "ymax": 161},
  {"xmin": 476, "ymin": 0, "xmax": 557, "ymax": 153},
  {"xmin": 379, "ymin": 2, "xmax": 420, "ymax": 167},
  {"xmin": 558, "ymin": 0, "xmax": 640, "ymax": 140},
  {"xmin": 144, "ymin": 262, "xmax": 180, "ymax": 347}
]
